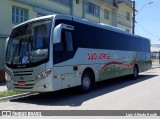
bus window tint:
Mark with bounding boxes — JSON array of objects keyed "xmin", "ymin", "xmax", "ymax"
[{"xmin": 64, "ymin": 31, "xmax": 73, "ymax": 51}]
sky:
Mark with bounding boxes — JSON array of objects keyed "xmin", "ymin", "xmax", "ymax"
[{"xmin": 135, "ymin": 0, "xmax": 160, "ymax": 44}]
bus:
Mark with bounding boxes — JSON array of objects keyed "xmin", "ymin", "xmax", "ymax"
[{"xmin": 5, "ymin": 14, "xmax": 152, "ymax": 93}]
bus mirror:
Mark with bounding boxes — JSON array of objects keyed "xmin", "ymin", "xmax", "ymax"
[
  {"xmin": 5, "ymin": 37, "xmax": 9, "ymax": 60},
  {"xmin": 53, "ymin": 24, "xmax": 74, "ymax": 44},
  {"xmin": 5, "ymin": 37, "xmax": 9, "ymax": 53},
  {"xmin": 53, "ymin": 24, "xmax": 62, "ymax": 44}
]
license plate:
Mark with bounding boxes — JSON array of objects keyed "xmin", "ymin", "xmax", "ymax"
[{"xmin": 18, "ymin": 81, "xmax": 25, "ymax": 86}]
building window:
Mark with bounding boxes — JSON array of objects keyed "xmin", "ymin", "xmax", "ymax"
[
  {"xmin": 12, "ymin": 6, "xmax": 28, "ymax": 24},
  {"xmin": 126, "ymin": 11, "xmax": 130, "ymax": 21},
  {"xmin": 104, "ymin": 9, "xmax": 109, "ymax": 20},
  {"xmin": 86, "ymin": 2, "xmax": 100, "ymax": 17},
  {"xmin": 126, "ymin": 29, "xmax": 130, "ymax": 33},
  {"xmin": 50, "ymin": 0, "xmax": 71, "ymax": 6}
]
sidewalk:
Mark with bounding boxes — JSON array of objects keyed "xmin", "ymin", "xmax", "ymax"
[
  {"xmin": 0, "ymin": 83, "xmax": 7, "ymax": 92},
  {"xmin": 152, "ymin": 64, "xmax": 160, "ymax": 69}
]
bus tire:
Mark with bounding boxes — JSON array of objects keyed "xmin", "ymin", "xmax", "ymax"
[
  {"xmin": 80, "ymin": 71, "xmax": 94, "ymax": 93},
  {"xmin": 132, "ymin": 65, "xmax": 139, "ymax": 79}
]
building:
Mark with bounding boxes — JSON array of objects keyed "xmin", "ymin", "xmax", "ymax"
[{"xmin": 0, "ymin": 0, "xmax": 133, "ymax": 82}]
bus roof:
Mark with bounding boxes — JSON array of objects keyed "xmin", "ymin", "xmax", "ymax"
[
  {"xmin": 13, "ymin": 14, "xmax": 55, "ymax": 29},
  {"xmin": 13, "ymin": 14, "xmax": 149, "ymax": 41}
]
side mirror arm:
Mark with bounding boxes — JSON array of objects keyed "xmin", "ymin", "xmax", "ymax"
[{"xmin": 53, "ymin": 24, "xmax": 74, "ymax": 44}]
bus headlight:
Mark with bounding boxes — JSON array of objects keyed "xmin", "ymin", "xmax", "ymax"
[
  {"xmin": 5, "ymin": 72, "xmax": 11, "ymax": 81},
  {"xmin": 36, "ymin": 69, "xmax": 51, "ymax": 80}
]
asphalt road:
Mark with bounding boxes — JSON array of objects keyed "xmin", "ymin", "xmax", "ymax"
[{"xmin": 0, "ymin": 68, "xmax": 160, "ymax": 119}]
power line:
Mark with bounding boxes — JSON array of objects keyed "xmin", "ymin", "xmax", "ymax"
[
  {"xmin": 75, "ymin": 0, "xmax": 160, "ymax": 42},
  {"xmin": 136, "ymin": 22, "xmax": 160, "ymax": 39},
  {"xmin": 136, "ymin": 22, "xmax": 160, "ymax": 43}
]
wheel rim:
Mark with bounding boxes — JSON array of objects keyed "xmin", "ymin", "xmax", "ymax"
[{"xmin": 82, "ymin": 76, "xmax": 91, "ymax": 89}]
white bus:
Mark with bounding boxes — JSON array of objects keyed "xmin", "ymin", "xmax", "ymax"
[{"xmin": 5, "ymin": 14, "xmax": 152, "ymax": 93}]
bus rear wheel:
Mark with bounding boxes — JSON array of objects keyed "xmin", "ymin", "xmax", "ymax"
[
  {"xmin": 80, "ymin": 71, "xmax": 94, "ymax": 93},
  {"xmin": 132, "ymin": 65, "xmax": 139, "ymax": 79}
]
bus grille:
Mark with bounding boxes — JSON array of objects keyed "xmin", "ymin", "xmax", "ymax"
[
  {"xmin": 13, "ymin": 70, "xmax": 34, "ymax": 89},
  {"xmin": 13, "ymin": 70, "xmax": 33, "ymax": 76}
]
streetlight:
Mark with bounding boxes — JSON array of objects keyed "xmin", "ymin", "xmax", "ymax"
[
  {"xmin": 136, "ymin": 1, "xmax": 154, "ymax": 16},
  {"xmin": 132, "ymin": 1, "xmax": 154, "ymax": 34}
]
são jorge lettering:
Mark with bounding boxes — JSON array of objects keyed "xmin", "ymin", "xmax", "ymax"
[{"xmin": 88, "ymin": 51, "xmax": 110, "ymax": 60}]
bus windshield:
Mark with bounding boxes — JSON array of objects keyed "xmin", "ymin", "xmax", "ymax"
[{"xmin": 6, "ymin": 20, "xmax": 52, "ymax": 67}]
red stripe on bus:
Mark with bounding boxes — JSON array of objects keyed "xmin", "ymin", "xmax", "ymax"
[{"xmin": 98, "ymin": 52, "xmax": 139, "ymax": 76}]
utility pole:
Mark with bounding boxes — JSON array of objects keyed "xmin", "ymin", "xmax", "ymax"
[
  {"xmin": 132, "ymin": 1, "xmax": 153, "ymax": 34},
  {"xmin": 132, "ymin": 1, "xmax": 135, "ymax": 34}
]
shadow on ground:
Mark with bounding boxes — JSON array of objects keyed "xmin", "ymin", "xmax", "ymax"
[{"xmin": 11, "ymin": 74, "xmax": 158, "ymax": 106}]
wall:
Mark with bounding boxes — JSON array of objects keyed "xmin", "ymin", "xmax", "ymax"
[
  {"xmin": 100, "ymin": 3, "xmax": 113, "ymax": 25},
  {"xmin": 117, "ymin": 24, "xmax": 131, "ymax": 32},
  {"xmin": 0, "ymin": 0, "xmax": 37, "ymax": 36},
  {"xmin": 73, "ymin": 0, "xmax": 83, "ymax": 18},
  {"xmin": 118, "ymin": 2, "xmax": 132, "ymax": 32}
]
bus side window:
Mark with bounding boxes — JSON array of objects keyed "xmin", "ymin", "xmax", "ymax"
[
  {"xmin": 64, "ymin": 31, "xmax": 73, "ymax": 51},
  {"xmin": 62, "ymin": 30, "xmax": 73, "ymax": 51},
  {"xmin": 54, "ymin": 30, "xmax": 73, "ymax": 52}
]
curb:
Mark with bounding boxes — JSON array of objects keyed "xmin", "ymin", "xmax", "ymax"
[
  {"xmin": 151, "ymin": 67, "xmax": 160, "ymax": 69},
  {"xmin": 0, "ymin": 92, "xmax": 38, "ymax": 101}
]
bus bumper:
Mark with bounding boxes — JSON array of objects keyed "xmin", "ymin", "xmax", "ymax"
[{"xmin": 6, "ymin": 76, "xmax": 55, "ymax": 93}]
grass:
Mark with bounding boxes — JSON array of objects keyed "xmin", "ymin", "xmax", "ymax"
[{"xmin": 0, "ymin": 91, "xmax": 23, "ymax": 98}]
